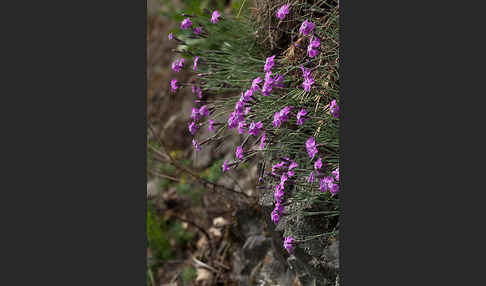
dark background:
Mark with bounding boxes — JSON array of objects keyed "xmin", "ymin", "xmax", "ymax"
[{"xmin": 1, "ymin": 0, "xmax": 485, "ymax": 285}]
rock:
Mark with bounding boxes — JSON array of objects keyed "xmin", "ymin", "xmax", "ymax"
[{"xmin": 147, "ymin": 179, "xmax": 160, "ymax": 197}]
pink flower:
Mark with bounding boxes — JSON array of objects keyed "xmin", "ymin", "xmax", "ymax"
[
  {"xmin": 308, "ymin": 171, "xmax": 315, "ymax": 183},
  {"xmin": 188, "ymin": 121, "xmax": 198, "ymax": 135},
  {"xmin": 248, "ymin": 121, "xmax": 263, "ymax": 136},
  {"xmin": 332, "ymin": 167, "xmax": 339, "ymax": 181},
  {"xmin": 319, "ymin": 176, "xmax": 335, "ymax": 193},
  {"xmin": 260, "ymin": 132, "xmax": 266, "ymax": 149},
  {"xmin": 330, "ymin": 99, "xmax": 339, "ymax": 118},
  {"xmin": 168, "ymin": 32, "xmax": 173, "ymax": 40},
  {"xmin": 274, "ymin": 182, "xmax": 285, "ymax": 201},
  {"xmin": 199, "ymin": 105, "xmax": 209, "ymax": 117},
  {"xmin": 264, "ymin": 55, "xmax": 276, "ymax": 72},
  {"xmin": 236, "ymin": 146, "xmax": 243, "ymax": 160},
  {"xmin": 271, "ymin": 209, "xmax": 280, "ymax": 224},
  {"xmin": 307, "ymin": 35, "xmax": 320, "ymax": 58},
  {"xmin": 237, "ymin": 121, "xmax": 247, "ymax": 134},
  {"xmin": 329, "ymin": 183, "xmax": 339, "ymax": 195},
  {"xmin": 314, "ymin": 157, "xmax": 323, "ymax": 170},
  {"xmin": 208, "ymin": 119, "xmax": 215, "ymax": 132},
  {"xmin": 171, "ymin": 58, "xmax": 185, "ymax": 72},
  {"xmin": 306, "ymin": 136, "xmax": 318, "ymax": 159},
  {"xmin": 251, "ymin": 77, "xmax": 262, "ymax": 91},
  {"xmin": 194, "ymin": 27, "xmax": 202, "ymax": 34},
  {"xmin": 296, "ymin": 108, "xmax": 307, "ymax": 125},
  {"xmin": 191, "ymin": 107, "xmax": 200, "ymax": 121},
  {"xmin": 193, "ymin": 56, "xmax": 199, "ymax": 71},
  {"xmin": 211, "ymin": 10, "xmax": 221, "ymax": 23},
  {"xmin": 222, "ymin": 160, "xmax": 230, "ymax": 172},
  {"xmin": 276, "ymin": 4, "xmax": 290, "ymax": 20},
  {"xmin": 299, "ymin": 19, "xmax": 315, "ymax": 36},
  {"xmin": 192, "ymin": 139, "xmax": 201, "ymax": 151},
  {"xmin": 244, "ymin": 107, "xmax": 251, "ymax": 115},
  {"xmin": 181, "ymin": 18, "xmax": 192, "ymax": 30},
  {"xmin": 170, "ymin": 79, "xmax": 178, "ymax": 92},
  {"xmin": 283, "ymin": 236, "xmax": 295, "ymax": 253}
]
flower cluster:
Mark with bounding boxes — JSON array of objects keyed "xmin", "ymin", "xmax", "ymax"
[
  {"xmin": 171, "ymin": 58, "xmax": 184, "ymax": 72},
  {"xmin": 283, "ymin": 236, "xmax": 295, "ymax": 253},
  {"xmin": 271, "ymin": 158, "xmax": 298, "ymax": 224},
  {"xmin": 276, "ymin": 5, "xmax": 290, "ymax": 20},
  {"xmin": 307, "ymin": 35, "xmax": 320, "ymax": 58},
  {"xmin": 330, "ymin": 99, "xmax": 339, "ymax": 118},
  {"xmin": 296, "ymin": 108, "xmax": 307, "ymax": 126},
  {"xmin": 299, "ymin": 20, "xmax": 315, "ymax": 36},
  {"xmin": 273, "ymin": 106, "xmax": 293, "ymax": 128},
  {"xmin": 301, "ymin": 65, "xmax": 314, "ymax": 92}
]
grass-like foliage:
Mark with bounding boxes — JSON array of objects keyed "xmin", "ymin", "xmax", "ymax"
[{"xmin": 168, "ymin": 0, "xmax": 339, "ymax": 256}]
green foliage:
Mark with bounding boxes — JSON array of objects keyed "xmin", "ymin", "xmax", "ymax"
[
  {"xmin": 170, "ymin": 0, "xmax": 340, "ymax": 253},
  {"xmin": 147, "ymin": 204, "xmax": 173, "ymax": 263},
  {"xmin": 181, "ymin": 266, "xmax": 197, "ymax": 284}
]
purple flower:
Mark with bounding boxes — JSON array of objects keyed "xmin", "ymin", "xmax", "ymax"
[
  {"xmin": 188, "ymin": 121, "xmax": 198, "ymax": 135},
  {"xmin": 199, "ymin": 105, "xmax": 209, "ymax": 117},
  {"xmin": 308, "ymin": 171, "xmax": 315, "ymax": 183},
  {"xmin": 237, "ymin": 121, "xmax": 246, "ymax": 134},
  {"xmin": 296, "ymin": 109, "xmax": 307, "ymax": 125},
  {"xmin": 273, "ymin": 112, "xmax": 282, "ymax": 128},
  {"xmin": 332, "ymin": 167, "xmax": 339, "ymax": 181},
  {"xmin": 329, "ymin": 183, "xmax": 339, "ymax": 195},
  {"xmin": 170, "ymin": 79, "xmax": 178, "ymax": 92},
  {"xmin": 275, "ymin": 201, "xmax": 284, "ymax": 213},
  {"xmin": 248, "ymin": 121, "xmax": 263, "ymax": 136},
  {"xmin": 306, "ymin": 136, "xmax": 318, "ymax": 159},
  {"xmin": 181, "ymin": 18, "xmax": 192, "ymax": 30},
  {"xmin": 280, "ymin": 173, "xmax": 289, "ymax": 184},
  {"xmin": 194, "ymin": 27, "xmax": 202, "ymax": 35},
  {"xmin": 276, "ymin": 4, "xmax": 290, "ymax": 20},
  {"xmin": 273, "ymin": 74, "xmax": 285, "ymax": 88},
  {"xmin": 191, "ymin": 85, "xmax": 196, "ymax": 94},
  {"xmin": 314, "ymin": 157, "xmax": 323, "ymax": 170},
  {"xmin": 273, "ymin": 106, "xmax": 292, "ymax": 128},
  {"xmin": 260, "ymin": 131, "xmax": 266, "ymax": 149},
  {"xmin": 261, "ymin": 82, "xmax": 273, "ymax": 96},
  {"xmin": 196, "ymin": 86, "xmax": 202, "ymax": 98},
  {"xmin": 191, "ymin": 107, "xmax": 201, "ymax": 121},
  {"xmin": 307, "ymin": 35, "xmax": 320, "ymax": 58},
  {"xmin": 244, "ymin": 107, "xmax": 251, "ymax": 115},
  {"xmin": 272, "ymin": 161, "xmax": 287, "ymax": 176},
  {"xmin": 264, "ymin": 55, "xmax": 276, "ymax": 72},
  {"xmin": 280, "ymin": 106, "xmax": 292, "ymax": 119},
  {"xmin": 319, "ymin": 176, "xmax": 335, "ymax": 193},
  {"xmin": 330, "ymin": 99, "xmax": 339, "ymax": 118},
  {"xmin": 168, "ymin": 32, "xmax": 173, "ymax": 40},
  {"xmin": 303, "ymin": 77, "xmax": 315, "ymax": 92},
  {"xmin": 300, "ymin": 65, "xmax": 314, "ymax": 92},
  {"xmin": 227, "ymin": 112, "xmax": 238, "ymax": 129},
  {"xmin": 235, "ymin": 100, "xmax": 245, "ymax": 114},
  {"xmin": 208, "ymin": 119, "xmax": 215, "ymax": 132},
  {"xmin": 192, "ymin": 138, "xmax": 201, "ymax": 152},
  {"xmin": 251, "ymin": 77, "xmax": 262, "ymax": 91},
  {"xmin": 274, "ymin": 183, "xmax": 285, "ymax": 201},
  {"xmin": 287, "ymin": 161, "xmax": 298, "ymax": 177},
  {"xmin": 243, "ymin": 89, "xmax": 253, "ymax": 101},
  {"xmin": 236, "ymin": 146, "xmax": 243, "ymax": 160},
  {"xmin": 193, "ymin": 56, "xmax": 199, "ymax": 71},
  {"xmin": 283, "ymin": 236, "xmax": 295, "ymax": 253},
  {"xmin": 211, "ymin": 10, "xmax": 221, "ymax": 24},
  {"xmin": 271, "ymin": 209, "xmax": 280, "ymax": 224},
  {"xmin": 222, "ymin": 160, "xmax": 230, "ymax": 172},
  {"xmin": 300, "ymin": 65, "xmax": 311, "ymax": 78},
  {"xmin": 299, "ymin": 19, "xmax": 315, "ymax": 36}
]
